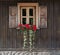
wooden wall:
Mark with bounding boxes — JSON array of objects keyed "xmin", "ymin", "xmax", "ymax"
[{"xmin": 0, "ymin": 0, "xmax": 60, "ymax": 50}]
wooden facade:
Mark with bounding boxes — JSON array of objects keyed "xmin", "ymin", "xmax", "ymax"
[{"xmin": 0, "ymin": 0, "xmax": 60, "ymax": 50}]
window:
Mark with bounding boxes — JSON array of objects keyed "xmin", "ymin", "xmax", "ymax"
[
  {"xmin": 22, "ymin": 18, "xmax": 26, "ymax": 24},
  {"xmin": 29, "ymin": 9, "xmax": 33, "ymax": 16},
  {"xmin": 18, "ymin": 3, "xmax": 39, "ymax": 28},
  {"xmin": 22, "ymin": 9, "xmax": 26, "ymax": 16},
  {"xmin": 29, "ymin": 18, "xmax": 33, "ymax": 25},
  {"xmin": 21, "ymin": 7, "xmax": 35, "ymax": 25}
]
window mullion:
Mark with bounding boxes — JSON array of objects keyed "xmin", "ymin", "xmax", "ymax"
[
  {"xmin": 21, "ymin": 8, "xmax": 22, "ymax": 24},
  {"xmin": 33, "ymin": 7, "xmax": 35, "ymax": 25},
  {"xmin": 27, "ymin": 7, "xmax": 29, "ymax": 24}
]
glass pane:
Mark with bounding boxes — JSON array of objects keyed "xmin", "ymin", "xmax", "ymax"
[
  {"xmin": 29, "ymin": 18, "xmax": 33, "ymax": 25},
  {"xmin": 29, "ymin": 9, "xmax": 33, "ymax": 16},
  {"xmin": 22, "ymin": 18, "xmax": 26, "ymax": 24},
  {"xmin": 22, "ymin": 9, "xmax": 26, "ymax": 16}
]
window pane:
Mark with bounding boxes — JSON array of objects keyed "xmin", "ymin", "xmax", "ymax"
[
  {"xmin": 29, "ymin": 18, "xmax": 33, "ymax": 25},
  {"xmin": 29, "ymin": 9, "xmax": 33, "ymax": 16},
  {"xmin": 22, "ymin": 18, "xmax": 26, "ymax": 24},
  {"xmin": 22, "ymin": 9, "xmax": 26, "ymax": 16}
]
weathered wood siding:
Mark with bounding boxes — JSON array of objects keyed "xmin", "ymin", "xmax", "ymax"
[{"xmin": 0, "ymin": 0, "xmax": 60, "ymax": 50}]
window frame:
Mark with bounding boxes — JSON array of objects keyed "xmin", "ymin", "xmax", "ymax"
[
  {"xmin": 17, "ymin": 3, "xmax": 39, "ymax": 29},
  {"xmin": 21, "ymin": 7, "xmax": 35, "ymax": 25}
]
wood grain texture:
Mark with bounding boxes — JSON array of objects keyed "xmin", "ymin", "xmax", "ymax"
[{"xmin": 0, "ymin": 0, "xmax": 60, "ymax": 50}]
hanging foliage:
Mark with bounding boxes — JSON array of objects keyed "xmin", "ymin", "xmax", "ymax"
[{"xmin": 17, "ymin": 24, "xmax": 37, "ymax": 48}]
